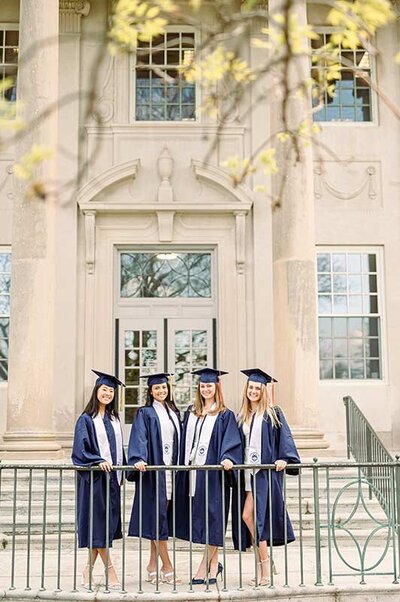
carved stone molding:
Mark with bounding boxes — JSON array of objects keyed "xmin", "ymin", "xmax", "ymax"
[
  {"xmin": 314, "ymin": 161, "xmax": 380, "ymax": 205},
  {"xmin": 83, "ymin": 210, "xmax": 96, "ymax": 274},
  {"xmin": 59, "ymin": 1, "xmax": 91, "ymax": 34},
  {"xmin": 157, "ymin": 211, "xmax": 175, "ymax": 242},
  {"xmin": 234, "ymin": 211, "xmax": 247, "ymax": 275},
  {"xmin": 157, "ymin": 147, "xmax": 174, "ymax": 203},
  {"xmin": 96, "ymin": 56, "xmax": 115, "ymax": 124},
  {"xmin": 77, "ymin": 158, "xmax": 141, "ymax": 208}
]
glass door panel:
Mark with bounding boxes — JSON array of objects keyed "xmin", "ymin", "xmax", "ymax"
[
  {"xmin": 168, "ymin": 318, "xmax": 213, "ymax": 411},
  {"xmin": 119, "ymin": 318, "xmax": 164, "ymax": 437}
]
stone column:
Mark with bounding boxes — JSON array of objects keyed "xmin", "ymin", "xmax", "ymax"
[
  {"xmin": 270, "ymin": 0, "xmax": 327, "ymax": 449},
  {"xmin": 0, "ymin": 0, "xmax": 62, "ymax": 458}
]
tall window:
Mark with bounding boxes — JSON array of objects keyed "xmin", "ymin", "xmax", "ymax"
[
  {"xmin": 0, "ymin": 26, "xmax": 18, "ymax": 102},
  {"xmin": 135, "ymin": 30, "xmax": 196, "ymax": 121},
  {"xmin": 317, "ymin": 250, "xmax": 381, "ymax": 380},
  {"xmin": 312, "ymin": 31, "xmax": 372, "ymax": 122},
  {"xmin": 0, "ymin": 250, "xmax": 11, "ymax": 381}
]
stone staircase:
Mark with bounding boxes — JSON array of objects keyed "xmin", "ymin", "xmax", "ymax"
[{"xmin": 0, "ymin": 459, "xmax": 391, "ymax": 551}]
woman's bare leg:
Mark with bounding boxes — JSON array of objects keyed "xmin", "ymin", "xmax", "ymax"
[
  {"xmin": 97, "ymin": 548, "xmax": 120, "ymax": 586},
  {"xmin": 82, "ymin": 549, "xmax": 98, "ymax": 584},
  {"xmin": 242, "ymin": 492, "xmax": 270, "ymax": 581},
  {"xmin": 193, "ymin": 545, "xmax": 218, "ymax": 579}
]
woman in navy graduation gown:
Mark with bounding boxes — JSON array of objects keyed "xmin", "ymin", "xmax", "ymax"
[
  {"xmin": 232, "ymin": 369, "xmax": 300, "ymax": 587},
  {"xmin": 175, "ymin": 368, "xmax": 242, "ymax": 585},
  {"xmin": 128, "ymin": 372, "xmax": 182, "ymax": 584},
  {"xmin": 72, "ymin": 370, "xmax": 125, "ymax": 589}
]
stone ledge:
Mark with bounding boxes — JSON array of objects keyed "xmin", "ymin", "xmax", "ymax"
[{"xmin": 2, "ymin": 584, "xmax": 400, "ymax": 602}]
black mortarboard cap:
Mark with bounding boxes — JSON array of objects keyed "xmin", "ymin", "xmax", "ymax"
[
  {"xmin": 240, "ymin": 368, "xmax": 277, "ymax": 385},
  {"xmin": 139, "ymin": 372, "xmax": 173, "ymax": 387},
  {"xmin": 191, "ymin": 367, "xmax": 228, "ymax": 384},
  {"xmin": 92, "ymin": 369, "xmax": 126, "ymax": 389}
]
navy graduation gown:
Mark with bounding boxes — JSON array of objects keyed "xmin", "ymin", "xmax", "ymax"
[
  {"xmin": 127, "ymin": 405, "xmax": 181, "ymax": 541},
  {"xmin": 175, "ymin": 408, "xmax": 243, "ymax": 547},
  {"xmin": 72, "ymin": 413, "xmax": 123, "ymax": 548},
  {"xmin": 232, "ymin": 408, "xmax": 300, "ymax": 550}
]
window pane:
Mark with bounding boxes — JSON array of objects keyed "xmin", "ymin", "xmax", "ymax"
[
  {"xmin": 348, "ymin": 275, "xmax": 362, "ymax": 293},
  {"xmin": 350, "ymin": 359, "xmax": 365, "ymax": 379},
  {"xmin": 317, "ymin": 253, "xmax": 331, "ymax": 272},
  {"xmin": 348, "ymin": 254, "xmax": 361, "ymax": 273},
  {"xmin": 333, "ymin": 338, "xmax": 347, "ymax": 358},
  {"xmin": 333, "ymin": 318, "xmax": 347, "ymax": 337},
  {"xmin": 348, "ymin": 295, "xmax": 362, "ymax": 313},
  {"xmin": 334, "ymin": 360, "xmax": 349, "ymax": 379},
  {"xmin": 319, "ymin": 338, "xmax": 332, "ymax": 359},
  {"xmin": 332, "ymin": 254, "xmax": 346, "ymax": 272},
  {"xmin": 319, "ymin": 317, "xmax": 332, "ymax": 337},
  {"xmin": 318, "ymin": 295, "xmax": 332, "ymax": 314},
  {"xmin": 364, "ymin": 317, "xmax": 378, "ymax": 337},
  {"xmin": 320, "ymin": 360, "xmax": 333, "ymax": 379},
  {"xmin": 366, "ymin": 359, "xmax": 380, "ymax": 379},
  {"xmin": 333, "ymin": 274, "xmax": 346, "ymax": 292},
  {"xmin": 365, "ymin": 338, "xmax": 379, "ymax": 358},
  {"xmin": 333, "ymin": 295, "xmax": 347, "ymax": 314},
  {"xmin": 121, "ymin": 252, "xmax": 212, "ymax": 298},
  {"xmin": 348, "ymin": 317, "xmax": 363, "ymax": 337}
]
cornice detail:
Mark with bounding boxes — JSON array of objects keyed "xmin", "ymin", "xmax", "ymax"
[{"xmin": 59, "ymin": 1, "xmax": 91, "ymax": 34}]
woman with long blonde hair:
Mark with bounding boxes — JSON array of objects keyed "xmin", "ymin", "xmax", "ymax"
[
  {"xmin": 232, "ymin": 369, "xmax": 300, "ymax": 587},
  {"xmin": 175, "ymin": 368, "xmax": 242, "ymax": 586}
]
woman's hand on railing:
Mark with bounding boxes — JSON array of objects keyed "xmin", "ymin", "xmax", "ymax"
[
  {"xmin": 99, "ymin": 461, "xmax": 113, "ymax": 472},
  {"xmin": 221, "ymin": 459, "xmax": 234, "ymax": 471},
  {"xmin": 275, "ymin": 459, "xmax": 287, "ymax": 472},
  {"xmin": 134, "ymin": 461, "xmax": 147, "ymax": 472}
]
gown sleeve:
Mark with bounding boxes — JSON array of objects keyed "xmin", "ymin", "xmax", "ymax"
[
  {"xmin": 219, "ymin": 410, "xmax": 243, "ymax": 465},
  {"xmin": 276, "ymin": 407, "xmax": 300, "ymax": 474},
  {"xmin": 128, "ymin": 408, "xmax": 149, "ymax": 465},
  {"xmin": 71, "ymin": 415, "xmax": 105, "ymax": 466}
]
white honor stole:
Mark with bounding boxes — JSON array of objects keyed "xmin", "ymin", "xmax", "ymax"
[
  {"xmin": 93, "ymin": 414, "xmax": 124, "ymax": 484},
  {"xmin": 246, "ymin": 413, "xmax": 263, "ymax": 476},
  {"xmin": 153, "ymin": 401, "xmax": 180, "ymax": 466},
  {"xmin": 185, "ymin": 407, "xmax": 218, "ymax": 497}
]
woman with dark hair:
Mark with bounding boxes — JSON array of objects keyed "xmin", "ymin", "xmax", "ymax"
[
  {"xmin": 232, "ymin": 369, "xmax": 300, "ymax": 587},
  {"xmin": 72, "ymin": 370, "xmax": 125, "ymax": 589},
  {"xmin": 175, "ymin": 368, "xmax": 242, "ymax": 586},
  {"xmin": 128, "ymin": 372, "xmax": 181, "ymax": 585}
]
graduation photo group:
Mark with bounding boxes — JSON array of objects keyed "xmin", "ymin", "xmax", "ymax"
[{"xmin": 72, "ymin": 367, "xmax": 301, "ymax": 590}]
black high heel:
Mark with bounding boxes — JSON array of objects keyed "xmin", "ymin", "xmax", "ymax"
[
  {"xmin": 190, "ymin": 576, "xmax": 205, "ymax": 585},
  {"xmin": 208, "ymin": 562, "xmax": 223, "ymax": 585}
]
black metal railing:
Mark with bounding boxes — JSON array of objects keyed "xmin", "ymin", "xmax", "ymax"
[
  {"xmin": 0, "ymin": 461, "xmax": 399, "ymax": 597},
  {"xmin": 344, "ymin": 395, "xmax": 395, "ymax": 517}
]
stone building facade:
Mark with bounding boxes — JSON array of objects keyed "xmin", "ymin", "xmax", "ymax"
[{"xmin": 0, "ymin": 0, "xmax": 399, "ymax": 458}]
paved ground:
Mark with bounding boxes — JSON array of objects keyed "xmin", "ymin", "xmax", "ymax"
[{"xmin": 1, "ymin": 540, "xmax": 399, "ymax": 596}]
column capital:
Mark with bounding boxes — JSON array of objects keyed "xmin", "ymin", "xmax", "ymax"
[{"xmin": 59, "ymin": 0, "xmax": 91, "ymax": 34}]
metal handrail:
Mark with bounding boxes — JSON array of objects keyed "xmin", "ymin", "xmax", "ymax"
[
  {"xmin": 343, "ymin": 395, "xmax": 396, "ymax": 518},
  {"xmin": 0, "ymin": 459, "xmax": 399, "ymax": 593}
]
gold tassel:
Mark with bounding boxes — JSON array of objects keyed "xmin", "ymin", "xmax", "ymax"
[
  {"xmin": 119, "ymin": 384, "xmax": 125, "ymax": 414},
  {"xmin": 168, "ymin": 373, "xmax": 174, "ymax": 403},
  {"xmin": 217, "ymin": 370, "xmax": 224, "ymax": 405}
]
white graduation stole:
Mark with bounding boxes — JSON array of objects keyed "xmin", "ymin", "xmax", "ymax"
[
  {"xmin": 185, "ymin": 407, "xmax": 218, "ymax": 496},
  {"xmin": 153, "ymin": 401, "xmax": 180, "ymax": 466},
  {"xmin": 92, "ymin": 414, "xmax": 124, "ymax": 484},
  {"xmin": 246, "ymin": 413, "xmax": 263, "ymax": 475}
]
